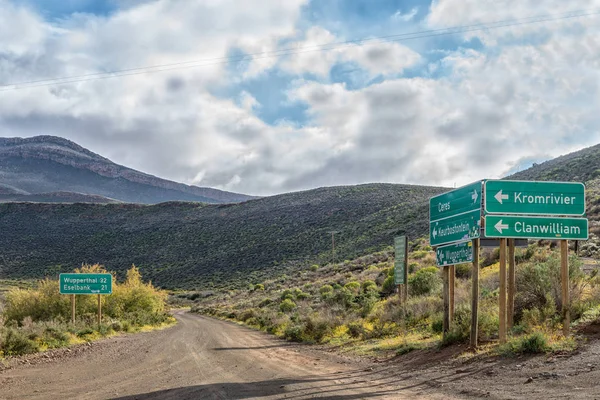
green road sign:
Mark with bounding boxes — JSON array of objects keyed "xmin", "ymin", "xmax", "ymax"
[
  {"xmin": 394, "ymin": 236, "xmax": 408, "ymax": 285},
  {"xmin": 430, "ymin": 181, "xmax": 482, "ymax": 222},
  {"xmin": 59, "ymin": 273, "xmax": 112, "ymax": 295},
  {"xmin": 484, "ymin": 180, "xmax": 585, "ymax": 216},
  {"xmin": 436, "ymin": 241, "xmax": 473, "ymax": 267},
  {"xmin": 485, "ymin": 215, "xmax": 588, "ymax": 240},
  {"xmin": 430, "ymin": 209, "xmax": 481, "ymax": 246}
]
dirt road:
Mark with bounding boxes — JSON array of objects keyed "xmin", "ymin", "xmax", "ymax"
[{"xmin": 0, "ymin": 311, "xmax": 444, "ymax": 399}]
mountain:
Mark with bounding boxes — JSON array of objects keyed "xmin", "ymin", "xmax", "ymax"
[
  {"xmin": 0, "ymin": 183, "xmax": 444, "ymax": 289},
  {"xmin": 0, "ymin": 136, "xmax": 254, "ymax": 204},
  {"xmin": 2, "ymin": 140, "xmax": 600, "ymax": 290}
]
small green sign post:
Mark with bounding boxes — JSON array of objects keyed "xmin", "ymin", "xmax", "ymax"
[
  {"xmin": 484, "ymin": 180, "xmax": 585, "ymax": 216},
  {"xmin": 430, "ymin": 209, "xmax": 481, "ymax": 246},
  {"xmin": 394, "ymin": 236, "xmax": 408, "ymax": 285},
  {"xmin": 436, "ymin": 241, "xmax": 474, "ymax": 267},
  {"xmin": 60, "ymin": 273, "xmax": 112, "ymax": 326},
  {"xmin": 430, "ymin": 181, "xmax": 482, "ymax": 222},
  {"xmin": 484, "ymin": 215, "xmax": 588, "ymax": 240},
  {"xmin": 60, "ymin": 273, "xmax": 112, "ymax": 294}
]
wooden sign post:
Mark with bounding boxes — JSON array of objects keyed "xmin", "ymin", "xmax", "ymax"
[
  {"xmin": 443, "ymin": 265, "xmax": 450, "ymax": 335},
  {"xmin": 449, "ymin": 264, "xmax": 455, "ymax": 322},
  {"xmin": 470, "ymin": 238, "xmax": 480, "ymax": 349},
  {"xmin": 394, "ymin": 236, "xmax": 408, "ymax": 306},
  {"xmin": 507, "ymin": 239, "xmax": 516, "ymax": 329},
  {"xmin": 499, "ymin": 238, "xmax": 507, "ymax": 344},
  {"xmin": 71, "ymin": 294, "xmax": 76, "ymax": 324},
  {"xmin": 97, "ymin": 294, "xmax": 102, "ymax": 328},
  {"xmin": 561, "ymin": 240, "xmax": 570, "ymax": 336}
]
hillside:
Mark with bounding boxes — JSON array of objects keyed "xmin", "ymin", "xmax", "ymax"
[
  {"xmin": 0, "ymin": 183, "xmax": 443, "ymax": 289},
  {"xmin": 508, "ymin": 143, "xmax": 600, "ymax": 183},
  {"xmin": 0, "ymin": 136, "xmax": 253, "ymax": 204}
]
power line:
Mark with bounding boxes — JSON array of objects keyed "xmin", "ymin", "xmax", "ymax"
[{"xmin": 1, "ymin": 8, "xmax": 598, "ymax": 92}]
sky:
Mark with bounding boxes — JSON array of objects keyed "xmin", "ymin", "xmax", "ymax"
[{"xmin": 1, "ymin": 1, "xmax": 600, "ymax": 196}]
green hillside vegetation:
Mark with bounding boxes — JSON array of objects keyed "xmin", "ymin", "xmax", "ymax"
[
  {"xmin": 0, "ymin": 184, "xmax": 444, "ymax": 289},
  {"xmin": 2, "ymin": 141, "xmax": 600, "ymax": 292},
  {"xmin": 509, "ymin": 143, "xmax": 600, "ymax": 183},
  {"xmin": 0, "ymin": 264, "xmax": 172, "ymax": 357},
  {"xmin": 191, "ymin": 243, "xmax": 598, "ymax": 357}
]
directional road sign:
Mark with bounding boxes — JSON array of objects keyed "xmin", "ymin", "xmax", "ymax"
[
  {"xmin": 430, "ymin": 181, "xmax": 482, "ymax": 222},
  {"xmin": 394, "ymin": 236, "xmax": 408, "ymax": 285},
  {"xmin": 485, "ymin": 215, "xmax": 588, "ymax": 240},
  {"xmin": 485, "ymin": 180, "xmax": 585, "ymax": 216},
  {"xmin": 59, "ymin": 273, "xmax": 113, "ymax": 295},
  {"xmin": 436, "ymin": 241, "xmax": 473, "ymax": 267},
  {"xmin": 430, "ymin": 209, "xmax": 481, "ymax": 246}
]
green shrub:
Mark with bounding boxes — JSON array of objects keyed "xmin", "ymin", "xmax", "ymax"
[
  {"xmin": 455, "ymin": 263, "xmax": 471, "ymax": 279},
  {"xmin": 111, "ymin": 321, "xmax": 123, "ymax": 332},
  {"xmin": 296, "ymin": 292, "xmax": 311, "ymax": 300},
  {"xmin": 254, "ymin": 284, "xmax": 265, "ymax": 291},
  {"xmin": 409, "ymin": 267, "xmax": 441, "ymax": 296},
  {"xmin": 396, "ymin": 342, "xmax": 422, "ymax": 355},
  {"xmin": 344, "ymin": 281, "xmax": 361, "ymax": 293},
  {"xmin": 499, "ymin": 332, "xmax": 549, "ymax": 355},
  {"xmin": 280, "ymin": 289, "xmax": 294, "ymax": 301},
  {"xmin": 2, "ymin": 328, "xmax": 39, "ymax": 356},
  {"xmin": 408, "ymin": 262, "xmax": 419, "ymax": 274},
  {"xmin": 515, "ymin": 254, "xmax": 585, "ymax": 324},
  {"xmin": 76, "ymin": 327, "xmax": 95, "ymax": 338},
  {"xmin": 412, "ymin": 250, "xmax": 429, "ymax": 260},
  {"xmin": 284, "ymin": 324, "xmax": 304, "ymax": 342},
  {"xmin": 382, "ymin": 276, "xmax": 396, "ymax": 295},
  {"xmin": 239, "ymin": 309, "xmax": 257, "ymax": 322},
  {"xmin": 431, "ymin": 317, "xmax": 443, "ymax": 333},
  {"xmin": 347, "ymin": 322, "xmax": 365, "ymax": 338},
  {"xmin": 319, "ymin": 285, "xmax": 334, "ymax": 298},
  {"xmin": 310, "ymin": 265, "xmax": 319, "ymax": 272},
  {"xmin": 258, "ymin": 298, "xmax": 273, "ymax": 308},
  {"xmin": 363, "ymin": 321, "xmax": 396, "ymax": 340},
  {"xmin": 361, "ymin": 280, "xmax": 378, "ymax": 293},
  {"xmin": 358, "ymin": 291, "xmax": 380, "ymax": 318},
  {"xmin": 279, "ymin": 299, "xmax": 297, "ymax": 313},
  {"xmin": 303, "ymin": 317, "xmax": 331, "ymax": 343},
  {"xmin": 329, "ymin": 288, "xmax": 355, "ymax": 308}
]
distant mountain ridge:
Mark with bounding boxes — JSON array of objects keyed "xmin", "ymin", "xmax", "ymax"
[{"xmin": 0, "ymin": 135, "xmax": 254, "ymax": 204}]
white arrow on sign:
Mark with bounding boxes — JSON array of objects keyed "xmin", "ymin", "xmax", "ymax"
[
  {"xmin": 494, "ymin": 190, "xmax": 509, "ymax": 204},
  {"xmin": 471, "ymin": 189, "xmax": 478, "ymax": 204},
  {"xmin": 439, "ymin": 250, "xmax": 445, "ymax": 260},
  {"xmin": 432, "ymin": 227, "xmax": 438, "ymax": 239},
  {"xmin": 494, "ymin": 219, "xmax": 509, "ymax": 234}
]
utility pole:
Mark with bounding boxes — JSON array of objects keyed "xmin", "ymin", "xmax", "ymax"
[{"xmin": 328, "ymin": 231, "xmax": 340, "ymax": 264}]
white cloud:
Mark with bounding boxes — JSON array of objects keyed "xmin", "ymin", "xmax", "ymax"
[
  {"xmin": 392, "ymin": 7, "xmax": 418, "ymax": 22},
  {"xmin": 280, "ymin": 26, "xmax": 421, "ymax": 78},
  {"xmin": 2, "ymin": 0, "xmax": 600, "ymax": 196}
]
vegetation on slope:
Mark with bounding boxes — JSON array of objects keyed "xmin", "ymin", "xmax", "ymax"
[
  {"xmin": 509, "ymin": 143, "xmax": 600, "ymax": 183},
  {"xmin": 0, "ymin": 264, "xmax": 172, "ymax": 357},
  {"xmin": 0, "ymin": 183, "xmax": 444, "ymax": 289},
  {"xmin": 191, "ymin": 243, "xmax": 597, "ymax": 357}
]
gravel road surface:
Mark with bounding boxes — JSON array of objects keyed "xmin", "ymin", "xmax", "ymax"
[{"xmin": 0, "ymin": 311, "xmax": 444, "ymax": 399}]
